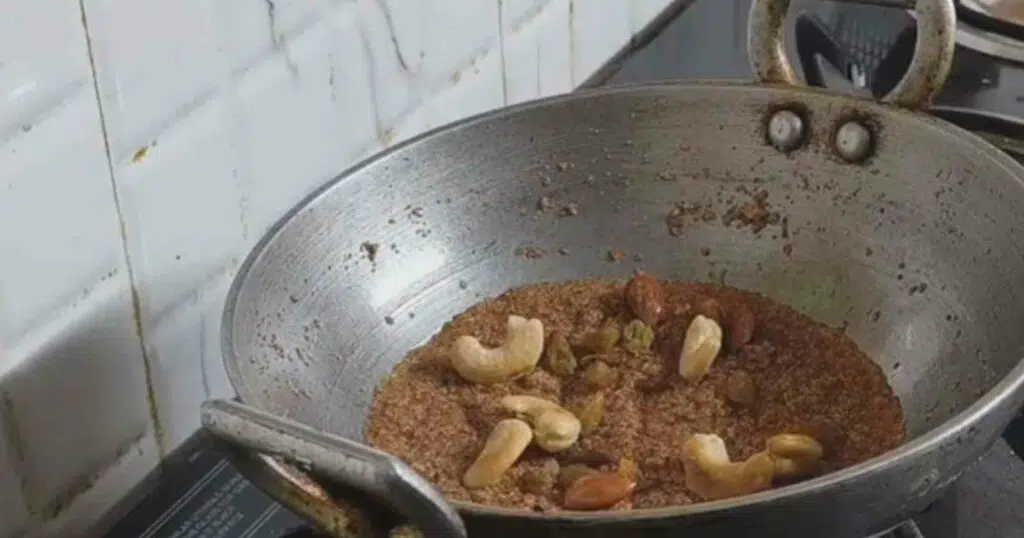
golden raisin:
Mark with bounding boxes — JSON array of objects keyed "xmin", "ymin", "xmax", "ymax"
[
  {"xmin": 582, "ymin": 321, "xmax": 621, "ymax": 354},
  {"xmin": 621, "ymin": 319, "xmax": 655, "ymax": 354},
  {"xmin": 545, "ymin": 331, "xmax": 577, "ymax": 377},
  {"xmin": 582, "ymin": 360, "xmax": 618, "ymax": 390},
  {"xmin": 577, "ymin": 392, "xmax": 605, "ymax": 434}
]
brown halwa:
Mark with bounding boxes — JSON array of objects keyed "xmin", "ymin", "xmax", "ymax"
[{"xmin": 366, "ymin": 275, "xmax": 903, "ymax": 512}]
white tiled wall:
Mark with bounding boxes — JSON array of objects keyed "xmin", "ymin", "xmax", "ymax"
[{"xmin": 0, "ymin": 0, "xmax": 675, "ymax": 535}]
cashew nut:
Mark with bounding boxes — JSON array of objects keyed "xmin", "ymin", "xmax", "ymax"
[
  {"xmin": 450, "ymin": 316, "xmax": 544, "ymax": 384},
  {"xmin": 463, "ymin": 418, "xmax": 533, "ymax": 489},
  {"xmin": 678, "ymin": 315, "xmax": 723, "ymax": 382},
  {"xmin": 501, "ymin": 395, "xmax": 581, "ymax": 453},
  {"xmin": 767, "ymin": 433, "xmax": 824, "ymax": 481},
  {"xmin": 681, "ymin": 433, "xmax": 775, "ymax": 501}
]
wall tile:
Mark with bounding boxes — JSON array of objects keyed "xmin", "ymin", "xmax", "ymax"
[
  {"xmin": 147, "ymin": 271, "xmax": 236, "ymax": 449},
  {"xmin": 424, "ymin": 49, "xmax": 505, "ymax": 128},
  {"xmin": 229, "ymin": 10, "xmax": 378, "ymax": 237},
  {"xmin": 0, "ymin": 91, "xmax": 124, "ymax": 350},
  {"xmin": 502, "ymin": 0, "xmax": 572, "ymax": 106},
  {"xmin": 570, "ymin": 0, "xmax": 632, "ymax": 85},
  {"xmin": 0, "ymin": 0, "xmax": 92, "ymax": 139},
  {"xmin": 83, "ymin": 0, "xmax": 224, "ymax": 160},
  {"xmin": 355, "ymin": 0, "xmax": 500, "ymax": 132},
  {"xmin": 0, "ymin": 273, "xmax": 152, "ymax": 523},
  {"xmin": 29, "ymin": 432, "xmax": 158, "ymax": 538},
  {"xmin": 114, "ymin": 95, "xmax": 245, "ymax": 327},
  {"xmin": 211, "ymin": 0, "xmax": 332, "ymax": 78}
]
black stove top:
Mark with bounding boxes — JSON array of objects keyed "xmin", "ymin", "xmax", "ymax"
[{"xmin": 91, "ymin": 2, "xmax": 1024, "ymax": 537}]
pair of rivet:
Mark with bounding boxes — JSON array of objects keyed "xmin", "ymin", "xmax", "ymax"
[{"xmin": 767, "ymin": 109, "xmax": 874, "ymax": 163}]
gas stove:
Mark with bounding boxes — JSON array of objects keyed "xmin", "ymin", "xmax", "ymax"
[{"xmin": 89, "ymin": 2, "xmax": 1024, "ymax": 537}]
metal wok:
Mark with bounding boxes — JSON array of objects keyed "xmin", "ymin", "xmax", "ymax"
[{"xmin": 201, "ymin": 0, "xmax": 1024, "ymax": 536}]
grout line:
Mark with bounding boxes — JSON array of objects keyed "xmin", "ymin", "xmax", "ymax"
[
  {"xmin": 497, "ymin": 0, "xmax": 508, "ymax": 106},
  {"xmin": 77, "ymin": 0, "xmax": 167, "ymax": 458},
  {"xmin": 568, "ymin": 0, "xmax": 576, "ymax": 86}
]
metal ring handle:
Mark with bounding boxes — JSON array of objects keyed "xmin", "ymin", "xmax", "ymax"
[{"xmin": 747, "ymin": 0, "xmax": 957, "ymax": 109}]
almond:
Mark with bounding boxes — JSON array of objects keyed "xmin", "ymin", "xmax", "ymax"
[
  {"xmin": 625, "ymin": 272, "xmax": 665, "ymax": 327},
  {"xmin": 728, "ymin": 304, "xmax": 755, "ymax": 350},
  {"xmin": 563, "ymin": 472, "xmax": 636, "ymax": 510},
  {"xmin": 695, "ymin": 298, "xmax": 725, "ymax": 325}
]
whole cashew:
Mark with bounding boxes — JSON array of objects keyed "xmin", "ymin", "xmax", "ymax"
[
  {"xmin": 450, "ymin": 316, "xmax": 544, "ymax": 384},
  {"xmin": 501, "ymin": 395, "xmax": 581, "ymax": 453},
  {"xmin": 681, "ymin": 433, "xmax": 775, "ymax": 501},
  {"xmin": 463, "ymin": 418, "xmax": 533, "ymax": 489},
  {"xmin": 678, "ymin": 315, "xmax": 723, "ymax": 382}
]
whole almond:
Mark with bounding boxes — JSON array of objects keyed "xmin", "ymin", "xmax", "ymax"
[
  {"xmin": 625, "ymin": 272, "xmax": 665, "ymax": 327},
  {"xmin": 728, "ymin": 304, "xmax": 755, "ymax": 350},
  {"xmin": 563, "ymin": 472, "xmax": 636, "ymax": 510},
  {"xmin": 695, "ymin": 298, "xmax": 725, "ymax": 325}
]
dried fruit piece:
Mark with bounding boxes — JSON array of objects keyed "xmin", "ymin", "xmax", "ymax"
[
  {"xmin": 558, "ymin": 463, "xmax": 599, "ymax": 489},
  {"xmin": 545, "ymin": 331, "xmax": 577, "ymax": 377},
  {"xmin": 678, "ymin": 315, "xmax": 724, "ymax": 382},
  {"xmin": 582, "ymin": 321, "xmax": 621, "ymax": 353},
  {"xmin": 625, "ymin": 272, "xmax": 665, "ymax": 326},
  {"xmin": 563, "ymin": 472, "xmax": 636, "ymax": 510},
  {"xmin": 725, "ymin": 370, "xmax": 757, "ymax": 406},
  {"xmin": 583, "ymin": 360, "xmax": 619, "ymax": 390},
  {"xmin": 728, "ymin": 304, "xmax": 756, "ymax": 350},
  {"xmin": 621, "ymin": 319, "xmax": 655, "ymax": 354},
  {"xmin": 463, "ymin": 419, "xmax": 533, "ymax": 489},
  {"xmin": 577, "ymin": 392, "xmax": 605, "ymax": 434},
  {"xmin": 695, "ymin": 298, "xmax": 725, "ymax": 325}
]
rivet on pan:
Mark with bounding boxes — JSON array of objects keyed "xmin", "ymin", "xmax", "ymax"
[
  {"xmin": 767, "ymin": 110, "xmax": 805, "ymax": 152},
  {"xmin": 834, "ymin": 120, "xmax": 873, "ymax": 163}
]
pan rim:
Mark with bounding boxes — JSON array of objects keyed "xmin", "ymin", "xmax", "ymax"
[{"xmin": 220, "ymin": 80, "xmax": 1024, "ymax": 523}]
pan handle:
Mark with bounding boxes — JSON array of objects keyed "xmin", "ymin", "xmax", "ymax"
[
  {"xmin": 747, "ymin": 0, "xmax": 956, "ymax": 109},
  {"xmin": 200, "ymin": 399, "xmax": 467, "ymax": 538}
]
